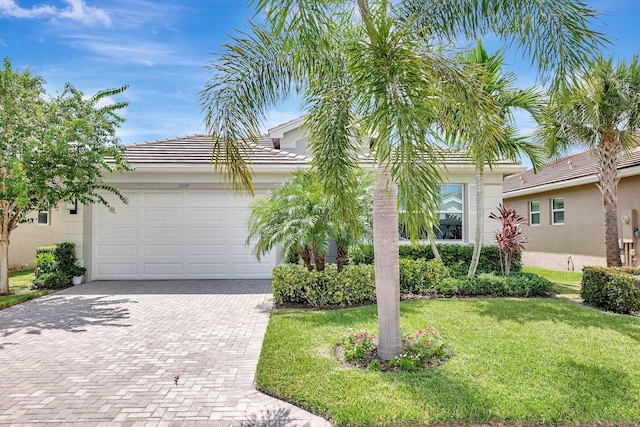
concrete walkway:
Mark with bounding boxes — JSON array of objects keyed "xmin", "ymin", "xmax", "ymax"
[{"xmin": 0, "ymin": 280, "xmax": 332, "ymax": 426}]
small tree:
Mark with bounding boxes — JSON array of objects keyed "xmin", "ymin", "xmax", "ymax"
[
  {"xmin": 247, "ymin": 169, "xmax": 373, "ymax": 271},
  {"xmin": 489, "ymin": 203, "xmax": 528, "ymax": 276},
  {"xmin": 0, "ymin": 58, "xmax": 130, "ymax": 294}
]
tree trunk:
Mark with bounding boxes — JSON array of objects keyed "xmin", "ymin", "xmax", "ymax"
[
  {"xmin": 0, "ymin": 232, "xmax": 9, "ymax": 295},
  {"xmin": 595, "ymin": 136, "xmax": 622, "ymax": 267},
  {"xmin": 299, "ymin": 247, "xmax": 314, "ymax": 271},
  {"xmin": 312, "ymin": 244, "xmax": 326, "ymax": 272},
  {"xmin": 373, "ymin": 166, "xmax": 402, "ymax": 361},
  {"xmin": 468, "ymin": 167, "xmax": 484, "ymax": 277},
  {"xmin": 336, "ymin": 241, "xmax": 348, "ymax": 272},
  {"xmin": 428, "ymin": 230, "xmax": 442, "ymax": 263}
]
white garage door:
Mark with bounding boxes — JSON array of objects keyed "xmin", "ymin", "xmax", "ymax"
[{"xmin": 92, "ymin": 190, "xmax": 275, "ymax": 280}]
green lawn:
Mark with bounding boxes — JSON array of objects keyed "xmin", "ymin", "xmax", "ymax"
[
  {"xmin": 257, "ymin": 297, "xmax": 640, "ymax": 426},
  {"xmin": 523, "ymin": 266, "xmax": 583, "ymax": 298},
  {"xmin": 0, "ymin": 270, "xmax": 51, "ymax": 309}
]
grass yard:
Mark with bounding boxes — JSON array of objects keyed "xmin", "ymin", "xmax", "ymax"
[
  {"xmin": 523, "ymin": 266, "xmax": 583, "ymax": 298},
  {"xmin": 257, "ymin": 297, "xmax": 640, "ymax": 426},
  {"xmin": 0, "ymin": 270, "xmax": 51, "ymax": 310}
]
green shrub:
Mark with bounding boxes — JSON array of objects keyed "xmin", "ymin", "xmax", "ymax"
[
  {"xmin": 350, "ymin": 243, "xmax": 521, "ymax": 275},
  {"xmin": 347, "ymin": 244, "xmax": 374, "ymax": 265},
  {"xmin": 34, "ymin": 252, "xmax": 57, "ymax": 277},
  {"xmin": 272, "ymin": 264, "xmax": 376, "ymax": 306},
  {"xmin": 582, "ymin": 267, "xmax": 640, "ymax": 314},
  {"xmin": 54, "ymin": 242, "xmax": 78, "ymax": 279},
  {"xmin": 434, "ymin": 272, "xmax": 552, "ymax": 297},
  {"xmin": 33, "ymin": 242, "xmax": 81, "ymax": 289},
  {"xmin": 399, "ymin": 258, "xmax": 450, "ymax": 294},
  {"xmin": 32, "ymin": 272, "xmax": 69, "ymax": 289}
]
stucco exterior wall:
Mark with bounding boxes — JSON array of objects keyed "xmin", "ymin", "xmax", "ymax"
[
  {"xmin": 505, "ymin": 174, "xmax": 640, "ymax": 270},
  {"xmin": 8, "ymin": 209, "xmax": 62, "ymax": 271}
]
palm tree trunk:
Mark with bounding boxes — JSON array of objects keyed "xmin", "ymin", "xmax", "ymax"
[
  {"xmin": 468, "ymin": 167, "xmax": 484, "ymax": 276},
  {"xmin": 428, "ymin": 230, "xmax": 442, "ymax": 263},
  {"xmin": 336, "ymin": 241, "xmax": 348, "ymax": 272},
  {"xmin": 595, "ymin": 137, "xmax": 622, "ymax": 267},
  {"xmin": 299, "ymin": 247, "xmax": 314, "ymax": 271},
  {"xmin": 373, "ymin": 165, "xmax": 402, "ymax": 361},
  {"xmin": 312, "ymin": 244, "xmax": 326, "ymax": 272}
]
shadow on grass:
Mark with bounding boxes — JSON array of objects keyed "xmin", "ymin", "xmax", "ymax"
[{"xmin": 472, "ymin": 297, "xmax": 640, "ymax": 343}]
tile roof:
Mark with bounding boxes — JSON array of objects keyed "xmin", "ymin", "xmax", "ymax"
[
  {"xmin": 358, "ymin": 148, "xmax": 522, "ymax": 167},
  {"xmin": 503, "ymin": 145, "xmax": 640, "ymax": 194},
  {"xmin": 123, "ymin": 134, "xmax": 309, "ymax": 165}
]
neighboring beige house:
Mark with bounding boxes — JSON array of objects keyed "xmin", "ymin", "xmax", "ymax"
[
  {"xmin": 8, "ymin": 209, "xmax": 62, "ymax": 271},
  {"xmin": 61, "ymin": 118, "xmax": 524, "ymax": 281},
  {"xmin": 503, "ymin": 147, "xmax": 640, "ymax": 270}
]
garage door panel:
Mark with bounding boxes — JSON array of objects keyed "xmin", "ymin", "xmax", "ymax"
[
  {"xmin": 144, "ymin": 208, "xmax": 182, "ymax": 222},
  {"xmin": 143, "ymin": 245, "xmax": 183, "ymax": 256},
  {"xmin": 144, "ymin": 226, "xmax": 182, "ymax": 239},
  {"xmin": 96, "ymin": 244, "xmax": 137, "ymax": 257},
  {"xmin": 97, "ymin": 208, "xmax": 137, "ymax": 224},
  {"xmin": 93, "ymin": 189, "xmax": 275, "ymax": 280},
  {"xmin": 97, "ymin": 226, "xmax": 138, "ymax": 240},
  {"xmin": 143, "ymin": 263, "xmax": 183, "ymax": 275},
  {"xmin": 97, "ymin": 262, "xmax": 138, "ymax": 276}
]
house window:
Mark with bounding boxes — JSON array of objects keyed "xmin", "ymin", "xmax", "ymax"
[
  {"xmin": 529, "ymin": 201, "xmax": 540, "ymax": 226},
  {"xmin": 551, "ymin": 197, "xmax": 564, "ymax": 225},
  {"xmin": 37, "ymin": 210, "xmax": 49, "ymax": 225},
  {"xmin": 435, "ymin": 184, "xmax": 463, "ymax": 240},
  {"xmin": 400, "ymin": 184, "xmax": 463, "ymax": 240}
]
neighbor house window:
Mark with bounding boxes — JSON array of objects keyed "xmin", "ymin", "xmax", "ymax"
[
  {"xmin": 529, "ymin": 201, "xmax": 540, "ymax": 226},
  {"xmin": 37, "ymin": 210, "xmax": 49, "ymax": 225},
  {"xmin": 551, "ymin": 197, "xmax": 564, "ymax": 225}
]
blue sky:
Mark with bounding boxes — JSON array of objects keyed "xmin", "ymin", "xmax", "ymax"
[{"xmin": 1, "ymin": 0, "xmax": 640, "ymax": 146}]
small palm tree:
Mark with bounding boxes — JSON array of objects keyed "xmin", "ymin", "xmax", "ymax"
[
  {"xmin": 449, "ymin": 40, "xmax": 544, "ymax": 277},
  {"xmin": 538, "ymin": 56, "xmax": 640, "ymax": 267},
  {"xmin": 247, "ymin": 169, "xmax": 373, "ymax": 271}
]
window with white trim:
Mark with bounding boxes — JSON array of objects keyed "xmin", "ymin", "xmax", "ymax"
[
  {"xmin": 529, "ymin": 201, "xmax": 540, "ymax": 226},
  {"xmin": 399, "ymin": 184, "xmax": 463, "ymax": 241},
  {"xmin": 551, "ymin": 197, "xmax": 564, "ymax": 225},
  {"xmin": 37, "ymin": 210, "xmax": 50, "ymax": 225}
]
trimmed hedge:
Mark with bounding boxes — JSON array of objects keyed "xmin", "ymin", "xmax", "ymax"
[
  {"xmin": 582, "ymin": 267, "xmax": 640, "ymax": 314},
  {"xmin": 273, "ymin": 260, "xmax": 551, "ymax": 306},
  {"xmin": 272, "ymin": 264, "xmax": 376, "ymax": 306},
  {"xmin": 348, "ymin": 243, "xmax": 521, "ymax": 275}
]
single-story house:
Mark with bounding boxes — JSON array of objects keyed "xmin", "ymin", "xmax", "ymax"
[
  {"xmin": 9, "ymin": 210, "xmax": 62, "ymax": 271},
  {"xmin": 61, "ymin": 119, "xmax": 524, "ymax": 281},
  {"xmin": 503, "ymin": 147, "xmax": 640, "ymax": 270}
]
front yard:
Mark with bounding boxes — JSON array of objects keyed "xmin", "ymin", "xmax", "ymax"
[
  {"xmin": 257, "ymin": 268, "xmax": 640, "ymax": 426},
  {"xmin": 0, "ymin": 270, "xmax": 51, "ymax": 310}
]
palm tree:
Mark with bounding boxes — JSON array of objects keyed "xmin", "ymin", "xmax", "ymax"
[
  {"xmin": 201, "ymin": 0, "xmax": 604, "ymax": 359},
  {"xmin": 538, "ymin": 56, "xmax": 640, "ymax": 267},
  {"xmin": 247, "ymin": 169, "xmax": 373, "ymax": 271},
  {"xmin": 449, "ymin": 40, "xmax": 545, "ymax": 277}
]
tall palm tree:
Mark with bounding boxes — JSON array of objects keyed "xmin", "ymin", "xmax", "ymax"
[
  {"xmin": 538, "ymin": 56, "xmax": 640, "ymax": 267},
  {"xmin": 201, "ymin": 0, "xmax": 604, "ymax": 359},
  {"xmin": 450, "ymin": 40, "xmax": 545, "ymax": 277}
]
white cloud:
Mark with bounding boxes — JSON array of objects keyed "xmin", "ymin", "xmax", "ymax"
[{"xmin": 0, "ymin": 0, "xmax": 110, "ymax": 26}]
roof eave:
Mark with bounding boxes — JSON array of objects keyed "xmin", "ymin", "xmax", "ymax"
[{"xmin": 503, "ymin": 164, "xmax": 640, "ymax": 198}]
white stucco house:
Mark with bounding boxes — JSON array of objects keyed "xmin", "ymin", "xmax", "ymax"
[{"xmin": 61, "ymin": 118, "xmax": 524, "ymax": 281}]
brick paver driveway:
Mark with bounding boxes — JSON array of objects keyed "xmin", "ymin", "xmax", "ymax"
[{"xmin": 0, "ymin": 280, "xmax": 331, "ymax": 426}]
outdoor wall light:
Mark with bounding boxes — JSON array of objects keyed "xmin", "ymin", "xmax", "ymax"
[{"xmin": 66, "ymin": 199, "xmax": 78, "ymax": 215}]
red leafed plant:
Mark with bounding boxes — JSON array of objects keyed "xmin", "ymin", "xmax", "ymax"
[{"xmin": 489, "ymin": 203, "xmax": 528, "ymax": 276}]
